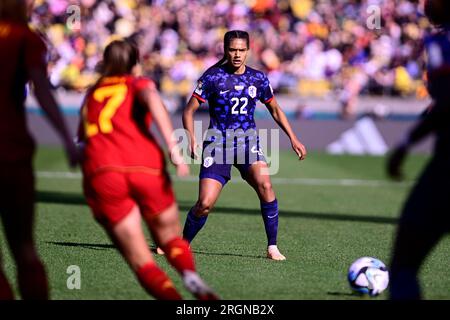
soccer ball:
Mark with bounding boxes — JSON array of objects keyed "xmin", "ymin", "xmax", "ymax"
[{"xmin": 347, "ymin": 257, "xmax": 389, "ymax": 296}]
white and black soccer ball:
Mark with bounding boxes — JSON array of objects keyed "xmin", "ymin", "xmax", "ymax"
[{"xmin": 347, "ymin": 257, "xmax": 389, "ymax": 297}]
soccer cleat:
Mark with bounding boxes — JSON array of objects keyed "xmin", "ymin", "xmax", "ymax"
[
  {"xmin": 182, "ymin": 270, "xmax": 219, "ymax": 300},
  {"xmin": 267, "ymin": 245, "xmax": 286, "ymax": 261}
]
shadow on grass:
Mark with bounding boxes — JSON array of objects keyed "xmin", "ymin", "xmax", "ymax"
[
  {"xmin": 37, "ymin": 191, "xmax": 86, "ymax": 205},
  {"xmin": 46, "ymin": 241, "xmax": 115, "ymax": 250},
  {"xmin": 193, "ymin": 251, "xmax": 266, "ymax": 260},
  {"xmin": 37, "ymin": 191, "xmax": 398, "ymax": 225},
  {"xmin": 150, "ymin": 247, "xmax": 267, "ymax": 260},
  {"xmin": 177, "ymin": 201, "xmax": 397, "ymax": 225},
  {"xmin": 47, "ymin": 241, "xmax": 266, "ymax": 259}
]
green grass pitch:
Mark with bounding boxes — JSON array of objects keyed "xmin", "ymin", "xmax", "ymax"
[{"xmin": 0, "ymin": 147, "xmax": 448, "ymax": 300}]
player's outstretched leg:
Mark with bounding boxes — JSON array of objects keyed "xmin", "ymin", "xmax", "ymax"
[
  {"xmin": 245, "ymin": 162, "xmax": 286, "ymax": 261},
  {"xmin": 107, "ymin": 205, "xmax": 182, "ymax": 300},
  {"xmin": 148, "ymin": 203, "xmax": 219, "ymax": 300},
  {"xmin": 156, "ymin": 178, "xmax": 220, "ymax": 255},
  {"xmin": 182, "ymin": 206, "xmax": 208, "ymax": 244},
  {"xmin": 182, "ymin": 178, "xmax": 223, "ymax": 244},
  {"xmin": 261, "ymin": 199, "xmax": 286, "ymax": 261}
]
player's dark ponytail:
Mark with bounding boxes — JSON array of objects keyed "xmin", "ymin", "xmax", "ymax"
[{"xmin": 207, "ymin": 30, "xmax": 250, "ymax": 71}]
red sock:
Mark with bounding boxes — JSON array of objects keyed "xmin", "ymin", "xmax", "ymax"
[
  {"xmin": 0, "ymin": 269, "xmax": 14, "ymax": 300},
  {"xmin": 17, "ymin": 260, "xmax": 48, "ymax": 300},
  {"xmin": 136, "ymin": 263, "xmax": 182, "ymax": 300},
  {"xmin": 162, "ymin": 238, "xmax": 196, "ymax": 274}
]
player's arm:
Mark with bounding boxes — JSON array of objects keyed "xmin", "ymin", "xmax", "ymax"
[
  {"xmin": 25, "ymin": 30, "xmax": 78, "ymax": 167},
  {"xmin": 28, "ymin": 68, "xmax": 79, "ymax": 167},
  {"xmin": 182, "ymin": 96, "xmax": 202, "ymax": 159},
  {"xmin": 137, "ymin": 83, "xmax": 189, "ymax": 177},
  {"xmin": 265, "ymin": 97, "xmax": 307, "ymax": 160},
  {"xmin": 388, "ymin": 51, "xmax": 450, "ymax": 180},
  {"xmin": 402, "ymin": 102, "xmax": 443, "ymax": 145},
  {"xmin": 387, "ymin": 100, "xmax": 447, "ymax": 180}
]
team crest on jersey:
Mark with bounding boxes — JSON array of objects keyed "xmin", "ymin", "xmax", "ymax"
[
  {"xmin": 248, "ymin": 86, "xmax": 257, "ymax": 98},
  {"xmin": 203, "ymin": 157, "xmax": 214, "ymax": 168},
  {"xmin": 194, "ymin": 81, "xmax": 203, "ymax": 95}
]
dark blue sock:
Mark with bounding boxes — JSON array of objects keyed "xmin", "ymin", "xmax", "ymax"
[
  {"xmin": 260, "ymin": 199, "xmax": 279, "ymax": 246},
  {"xmin": 182, "ymin": 207, "xmax": 208, "ymax": 243}
]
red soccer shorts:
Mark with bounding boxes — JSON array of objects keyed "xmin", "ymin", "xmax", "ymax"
[{"xmin": 83, "ymin": 169, "xmax": 175, "ymax": 228}]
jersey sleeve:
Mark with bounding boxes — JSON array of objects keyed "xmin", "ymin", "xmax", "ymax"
[
  {"xmin": 192, "ymin": 72, "xmax": 212, "ymax": 103},
  {"xmin": 24, "ymin": 29, "xmax": 47, "ymax": 72},
  {"xmin": 259, "ymin": 74, "xmax": 274, "ymax": 104}
]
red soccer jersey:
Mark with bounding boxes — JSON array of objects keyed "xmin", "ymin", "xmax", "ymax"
[
  {"xmin": 81, "ymin": 75, "xmax": 166, "ymax": 177},
  {"xmin": 0, "ymin": 21, "xmax": 47, "ymax": 162}
]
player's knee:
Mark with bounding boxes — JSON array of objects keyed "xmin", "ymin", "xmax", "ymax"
[
  {"xmin": 259, "ymin": 182, "xmax": 273, "ymax": 195},
  {"xmin": 195, "ymin": 199, "xmax": 213, "ymax": 217}
]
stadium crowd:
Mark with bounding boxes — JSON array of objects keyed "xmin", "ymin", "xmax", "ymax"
[{"xmin": 31, "ymin": 0, "xmax": 430, "ymax": 111}]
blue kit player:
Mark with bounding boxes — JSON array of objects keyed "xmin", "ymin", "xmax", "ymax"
[
  {"xmin": 174, "ymin": 30, "xmax": 307, "ymax": 260},
  {"xmin": 387, "ymin": 0, "xmax": 450, "ymax": 299}
]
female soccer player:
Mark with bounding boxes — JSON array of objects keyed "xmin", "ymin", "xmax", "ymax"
[
  {"xmin": 181, "ymin": 30, "xmax": 307, "ymax": 261},
  {"xmin": 80, "ymin": 40, "xmax": 217, "ymax": 300},
  {"xmin": 0, "ymin": 0, "xmax": 79, "ymax": 299},
  {"xmin": 387, "ymin": 0, "xmax": 450, "ymax": 299}
]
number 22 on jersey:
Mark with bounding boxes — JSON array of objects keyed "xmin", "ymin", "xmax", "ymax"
[
  {"xmin": 231, "ymin": 97, "xmax": 248, "ymax": 115},
  {"xmin": 83, "ymin": 84, "xmax": 128, "ymax": 138}
]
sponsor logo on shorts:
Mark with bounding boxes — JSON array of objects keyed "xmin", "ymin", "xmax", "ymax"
[{"xmin": 203, "ymin": 156, "xmax": 214, "ymax": 168}]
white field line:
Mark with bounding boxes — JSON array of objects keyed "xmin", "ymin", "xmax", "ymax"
[{"xmin": 36, "ymin": 171, "xmax": 413, "ymax": 188}]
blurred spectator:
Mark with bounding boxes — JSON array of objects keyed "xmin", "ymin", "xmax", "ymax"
[{"xmin": 31, "ymin": 0, "xmax": 431, "ymax": 116}]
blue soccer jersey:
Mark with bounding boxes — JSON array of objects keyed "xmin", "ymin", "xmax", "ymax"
[
  {"xmin": 192, "ymin": 65, "xmax": 274, "ymax": 145},
  {"xmin": 424, "ymin": 26, "xmax": 450, "ymax": 100},
  {"xmin": 192, "ymin": 64, "xmax": 273, "ymax": 184}
]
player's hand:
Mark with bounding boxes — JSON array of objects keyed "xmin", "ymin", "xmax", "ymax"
[
  {"xmin": 291, "ymin": 139, "xmax": 307, "ymax": 161},
  {"xmin": 169, "ymin": 146, "xmax": 190, "ymax": 177},
  {"xmin": 387, "ymin": 144, "xmax": 408, "ymax": 181},
  {"xmin": 189, "ymin": 138, "xmax": 200, "ymax": 160},
  {"xmin": 176, "ymin": 163, "xmax": 190, "ymax": 177}
]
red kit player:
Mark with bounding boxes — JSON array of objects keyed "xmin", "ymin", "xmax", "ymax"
[{"xmin": 79, "ymin": 40, "xmax": 218, "ymax": 300}]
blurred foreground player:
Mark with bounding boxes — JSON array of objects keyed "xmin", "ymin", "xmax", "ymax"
[
  {"xmin": 387, "ymin": 0, "xmax": 450, "ymax": 300},
  {"xmin": 0, "ymin": 0, "xmax": 78, "ymax": 299},
  {"xmin": 79, "ymin": 40, "xmax": 218, "ymax": 300}
]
